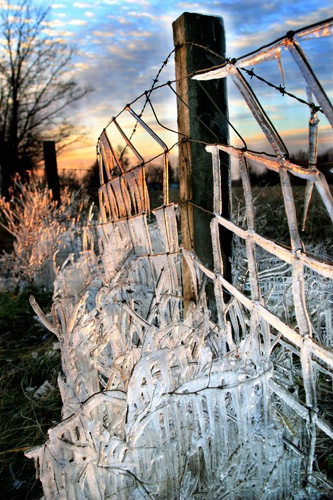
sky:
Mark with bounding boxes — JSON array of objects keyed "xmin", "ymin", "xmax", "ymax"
[{"xmin": 37, "ymin": 0, "xmax": 333, "ymax": 172}]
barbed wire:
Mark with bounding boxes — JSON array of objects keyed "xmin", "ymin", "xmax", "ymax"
[
  {"xmin": 97, "ymin": 17, "xmax": 332, "ymax": 172},
  {"xmin": 240, "ymin": 67, "xmax": 323, "ymax": 114},
  {"xmin": 100, "ymin": 40, "xmax": 232, "ymax": 160}
]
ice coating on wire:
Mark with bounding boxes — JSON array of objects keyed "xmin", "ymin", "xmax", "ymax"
[{"xmin": 24, "ymin": 17, "xmax": 333, "ymax": 499}]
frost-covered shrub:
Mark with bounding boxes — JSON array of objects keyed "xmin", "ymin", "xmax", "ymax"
[{"xmin": 0, "ymin": 177, "xmax": 94, "ymax": 292}]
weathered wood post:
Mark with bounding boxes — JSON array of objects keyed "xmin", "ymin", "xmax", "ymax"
[
  {"xmin": 172, "ymin": 12, "xmax": 231, "ymax": 310},
  {"xmin": 43, "ymin": 140, "xmax": 61, "ymax": 205}
]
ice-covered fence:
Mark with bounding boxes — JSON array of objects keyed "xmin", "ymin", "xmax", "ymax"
[
  {"xmin": 26, "ymin": 16, "xmax": 333, "ymax": 498},
  {"xmin": 194, "ymin": 16, "xmax": 333, "ymax": 490}
]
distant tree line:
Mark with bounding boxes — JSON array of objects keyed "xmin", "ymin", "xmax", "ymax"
[
  {"xmin": 245, "ymin": 148, "xmax": 333, "ymax": 186},
  {"xmin": 145, "ymin": 161, "xmax": 179, "ymax": 187},
  {"xmin": 83, "ymin": 149, "xmax": 179, "ymax": 201}
]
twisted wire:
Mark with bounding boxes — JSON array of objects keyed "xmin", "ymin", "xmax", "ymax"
[{"xmin": 241, "ymin": 67, "xmax": 323, "ymax": 114}]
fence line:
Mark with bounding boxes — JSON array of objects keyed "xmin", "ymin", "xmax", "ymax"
[{"xmin": 27, "ymin": 16, "xmax": 333, "ymax": 498}]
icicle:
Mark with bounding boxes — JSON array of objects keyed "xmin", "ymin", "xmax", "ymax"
[
  {"xmin": 210, "ymin": 217, "xmax": 223, "ymax": 275},
  {"xmin": 180, "ymin": 471, "xmax": 198, "ymax": 499},
  {"xmin": 104, "ymin": 182, "xmax": 118, "ymax": 220},
  {"xmin": 127, "ymin": 214, "xmax": 152, "ymax": 256},
  {"xmin": 152, "ymin": 206, "xmax": 170, "ymax": 253},
  {"xmin": 292, "ymin": 257, "xmax": 312, "ymax": 337},
  {"xmin": 275, "ymin": 47, "xmax": 285, "ymax": 87},
  {"xmin": 98, "ymin": 186, "xmax": 111, "ymax": 224},
  {"xmin": 229, "ymin": 66, "xmax": 288, "ymax": 158},
  {"xmin": 208, "ymin": 145, "xmax": 222, "ymax": 214},
  {"xmin": 285, "ymin": 37, "xmax": 333, "ymax": 128},
  {"xmin": 296, "ymin": 19, "xmax": 333, "ymax": 40},
  {"xmin": 300, "ymin": 335, "xmax": 317, "ymax": 409},
  {"xmin": 238, "ymin": 43, "xmax": 284, "ymax": 68},
  {"xmin": 313, "ymin": 172, "xmax": 333, "ymax": 224},
  {"xmin": 302, "ymin": 89, "xmax": 319, "ymax": 231},
  {"xmin": 182, "ymin": 248, "xmax": 198, "ymax": 300},
  {"xmin": 279, "ymin": 168, "xmax": 303, "ymax": 252},
  {"xmin": 29, "ymin": 295, "xmax": 60, "ymax": 336},
  {"xmin": 163, "ymin": 152, "xmax": 169, "ymax": 206},
  {"xmin": 164, "ymin": 204, "xmax": 180, "ymax": 253},
  {"xmin": 124, "ymin": 171, "xmax": 140, "ymax": 214},
  {"xmin": 99, "ymin": 130, "xmax": 123, "ymax": 180},
  {"xmin": 302, "ymin": 186, "xmax": 314, "ymax": 234},
  {"xmin": 109, "ymin": 178, "xmax": 126, "ymax": 219}
]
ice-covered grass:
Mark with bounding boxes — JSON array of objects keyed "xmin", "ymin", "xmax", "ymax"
[
  {"xmin": 0, "ymin": 177, "xmax": 95, "ymax": 292},
  {"xmin": 0, "ymin": 179, "xmax": 96, "ymax": 498},
  {"xmin": 232, "ymin": 183, "xmax": 333, "ymax": 252}
]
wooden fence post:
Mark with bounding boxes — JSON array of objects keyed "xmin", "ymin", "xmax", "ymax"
[
  {"xmin": 172, "ymin": 12, "xmax": 231, "ymax": 309},
  {"xmin": 43, "ymin": 141, "xmax": 61, "ymax": 205}
]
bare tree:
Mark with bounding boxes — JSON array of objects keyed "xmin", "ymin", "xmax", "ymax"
[{"xmin": 0, "ymin": 0, "xmax": 91, "ymax": 197}]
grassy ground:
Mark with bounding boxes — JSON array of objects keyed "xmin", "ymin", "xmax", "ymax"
[{"xmin": 0, "ymin": 288, "xmax": 61, "ymax": 499}]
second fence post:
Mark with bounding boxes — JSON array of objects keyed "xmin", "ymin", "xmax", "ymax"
[
  {"xmin": 172, "ymin": 12, "xmax": 231, "ymax": 310},
  {"xmin": 43, "ymin": 140, "xmax": 61, "ymax": 205}
]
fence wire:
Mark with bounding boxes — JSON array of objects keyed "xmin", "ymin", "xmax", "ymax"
[
  {"xmin": 195, "ymin": 16, "xmax": 333, "ymax": 490},
  {"xmin": 27, "ymin": 17, "xmax": 333, "ymax": 498},
  {"xmin": 97, "ymin": 14, "xmax": 333, "ymax": 491}
]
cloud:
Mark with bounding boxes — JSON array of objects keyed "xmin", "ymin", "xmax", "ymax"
[
  {"xmin": 85, "ymin": 12, "xmax": 95, "ymax": 17},
  {"xmin": 92, "ymin": 31, "xmax": 115, "ymax": 37},
  {"xmin": 128, "ymin": 11, "xmax": 155, "ymax": 19},
  {"xmin": 118, "ymin": 17, "xmax": 131, "ymax": 25},
  {"xmin": 0, "ymin": 1, "xmax": 22, "ymax": 9},
  {"xmin": 128, "ymin": 30, "xmax": 154, "ymax": 38},
  {"xmin": 106, "ymin": 45, "xmax": 138, "ymax": 60},
  {"xmin": 285, "ymin": 6, "xmax": 333, "ymax": 28},
  {"xmin": 73, "ymin": 2, "xmax": 92, "ymax": 7},
  {"xmin": 42, "ymin": 19, "xmax": 66, "ymax": 27},
  {"xmin": 280, "ymin": 124, "xmax": 331, "ymax": 139},
  {"xmin": 176, "ymin": 2, "xmax": 202, "ymax": 8},
  {"xmin": 128, "ymin": 0, "xmax": 150, "ymax": 4},
  {"xmin": 68, "ymin": 19, "xmax": 88, "ymax": 26},
  {"xmin": 58, "ymin": 30, "xmax": 75, "ymax": 37},
  {"xmin": 41, "ymin": 25, "xmax": 74, "ymax": 37},
  {"xmin": 74, "ymin": 62, "xmax": 91, "ymax": 70}
]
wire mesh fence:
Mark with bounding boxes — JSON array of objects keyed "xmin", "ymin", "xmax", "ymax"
[{"xmin": 27, "ymin": 17, "xmax": 333, "ymax": 498}]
